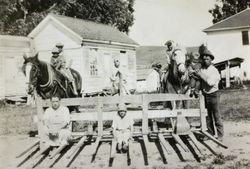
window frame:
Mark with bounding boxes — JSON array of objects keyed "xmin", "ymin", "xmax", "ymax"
[{"xmin": 242, "ymin": 31, "xmax": 249, "ymax": 46}]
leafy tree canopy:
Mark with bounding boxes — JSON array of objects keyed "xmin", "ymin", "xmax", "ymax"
[
  {"xmin": 209, "ymin": 0, "xmax": 250, "ymax": 24},
  {"xmin": 0, "ymin": 0, "xmax": 135, "ymax": 36}
]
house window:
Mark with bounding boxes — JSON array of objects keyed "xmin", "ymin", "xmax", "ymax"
[
  {"xmin": 89, "ymin": 48, "xmax": 98, "ymax": 76},
  {"xmin": 242, "ymin": 31, "xmax": 249, "ymax": 45}
]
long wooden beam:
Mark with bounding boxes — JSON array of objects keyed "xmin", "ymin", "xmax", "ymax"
[
  {"xmin": 172, "ymin": 134, "xmax": 189, "ymax": 152},
  {"xmin": 49, "ymin": 144, "xmax": 67, "ymax": 159},
  {"xmin": 201, "ymin": 131, "xmax": 228, "ymax": 149},
  {"xmin": 41, "ymin": 94, "xmax": 198, "ymax": 108},
  {"xmin": 158, "ymin": 134, "xmax": 173, "ymax": 155},
  {"xmin": 67, "ymin": 136, "xmax": 87, "ymax": 159},
  {"xmin": 92, "ymin": 136, "xmax": 101, "ymax": 155},
  {"xmin": 70, "ymin": 109, "xmax": 203, "ymax": 121},
  {"xmin": 110, "ymin": 139, "xmax": 117, "ymax": 158},
  {"xmin": 16, "ymin": 141, "xmax": 39, "ymax": 158},
  {"xmin": 188, "ymin": 133, "xmax": 205, "ymax": 155}
]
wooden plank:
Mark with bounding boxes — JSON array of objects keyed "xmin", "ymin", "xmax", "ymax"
[
  {"xmin": 188, "ymin": 133, "xmax": 205, "ymax": 154},
  {"xmin": 70, "ymin": 109, "xmax": 202, "ymax": 121},
  {"xmin": 16, "ymin": 141, "xmax": 39, "ymax": 158},
  {"xmin": 146, "ymin": 93, "xmax": 197, "ymax": 102},
  {"xmin": 172, "ymin": 134, "xmax": 189, "ymax": 152},
  {"xmin": 34, "ymin": 145, "xmax": 51, "ymax": 159},
  {"xmin": 142, "ymin": 135, "xmax": 149, "ymax": 152},
  {"xmin": 97, "ymin": 96, "xmax": 103, "ymax": 136},
  {"xmin": 142, "ymin": 94, "xmax": 148, "ymax": 134},
  {"xmin": 199, "ymin": 95, "xmax": 207, "ymax": 131},
  {"xmin": 92, "ymin": 136, "xmax": 101, "ymax": 155},
  {"xmin": 110, "ymin": 139, "xmax": 117, "ymax": 158},
  {"xmin": 41, "ymin": 94, "xmax": 196, "ymax": 108},
  {"xmin": 158, "ymin": 134, "xmax": 172, "ymax": 154},
  {"xmin": 201, "ymin": 131, "xmax": 228, "ymax": 149},
  {"xmin": 152, "ymin": 120, "xmax": 158, "ymax": 132},
  {"xmin": 49, "ymin": 144, "xmax": 67, "ymax": 159},
  {"xmin": 42, "ymin": 97, "xmax": 99, "ymax": 107},
  {"xmin": 36, "ymin": 95, "xmax": 45, "ymax": 149},
  {"xmin": 67, "ymin": 136, "xmax": 87, "ymax": 159}
]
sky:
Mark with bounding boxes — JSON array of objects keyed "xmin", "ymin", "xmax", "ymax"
[{"xmin": 129, "ymin": 0, "xmax": 218, "ymax": 47}]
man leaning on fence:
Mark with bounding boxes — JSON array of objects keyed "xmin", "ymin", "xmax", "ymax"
[
  {"xmin": 193, "ymin": 48, "xmax": 224, "ymax": 142},
  {"xmin": 42, "ymin": 95, "xmax": 72, "ymax": 146}
]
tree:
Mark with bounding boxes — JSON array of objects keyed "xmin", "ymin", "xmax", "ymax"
[
  {"xmin": 209, "ymin": 0, "xmax": 250, "ymax": 24},
  {"xmin": 0, "ymin": 0, "xmax": 135, "ymax": 36}
]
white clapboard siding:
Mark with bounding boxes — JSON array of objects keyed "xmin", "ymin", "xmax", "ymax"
[
  {"xmin": 0, "ymin": 35, "xmax": 31, "ymax": 98},
  {"xmin": 33, "ymin": 21, "xmax": 80, "ymax": 52}
]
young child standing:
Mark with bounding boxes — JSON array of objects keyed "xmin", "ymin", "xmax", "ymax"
[
  {"xmin": 112, "ymin": 103, "xmax": 134, "ymax": 153},
  {"xmin": 188, "ymin": 53, "xmax": 202, "ymax": 98}
]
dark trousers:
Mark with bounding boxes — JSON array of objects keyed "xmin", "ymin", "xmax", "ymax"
[{"xmin": 204, "ymin": 92, "xmax": 224, "ymax": 138}]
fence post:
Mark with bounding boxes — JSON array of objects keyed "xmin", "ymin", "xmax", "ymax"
[
  {"xmin": 142, "ymin": 94, "xmax": 148, "ymax": 135},
  {"xmin": 97, "ymin": 96, "xmax": 103, "ymax": 136},
  {"xmin": 199, "ymin": 94, "xmax": 207, "ymax": 131},
  {"xmin": 36, "ymin": 95, "xmax": 44, "ymax": 149}
]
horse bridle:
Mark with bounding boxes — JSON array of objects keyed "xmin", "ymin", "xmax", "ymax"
[{"xmin": 24, "ymin": 63, "xmax": 40, "ymax": 87}]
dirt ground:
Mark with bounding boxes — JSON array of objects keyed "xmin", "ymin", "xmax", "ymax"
[{"xmin": 0, "ymin": 121, "xmax": 250, "ymax": 169}]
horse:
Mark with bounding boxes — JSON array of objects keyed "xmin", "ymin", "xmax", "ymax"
[
  {"xmin": 160, "ymin": 47, "xmax": 191, "ymax": 109},
  {"xmin": 22, "ymin": 53, "xmax": 82, "ymax": 112}
]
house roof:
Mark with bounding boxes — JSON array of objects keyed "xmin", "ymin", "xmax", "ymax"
[
  {"xmin": 29, "ymin": 13, "xmax": 139, "ymax": 46},
  {"xmin": 204, "ymin": 8, "xmax": 250, "ymax": 32}
]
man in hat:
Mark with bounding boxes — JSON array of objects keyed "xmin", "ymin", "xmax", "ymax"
[
  {"xmin": 194, "ymin": 48, "xmax": 224, "ymax": 141},
  {"xmin": 112, "ymin": 103, "xmax": 134, "ymax": 153},
  {"xmin": 50, "ymin": 44, "xmax": 78, "ymax": 95},
  {"xmin": 146, "ymin": 62, "xmax": 162, "ymax": 93},
  {"xmin": 110, "ymin": 58, "xmax": 129, "ymax": 95}
]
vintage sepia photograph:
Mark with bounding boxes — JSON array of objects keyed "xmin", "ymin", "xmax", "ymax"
[{"xmin": 0, "ymin": 0, "xmax": 250, "ymax": 168}]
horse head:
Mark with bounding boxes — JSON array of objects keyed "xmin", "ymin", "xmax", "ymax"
[
  {"xmin": 22, "ymin": 53, "xmax": 40, "ymax": 95},
  {"xmin": 168, "ymin": 48, "xmax": 189, "ymax": 84}
]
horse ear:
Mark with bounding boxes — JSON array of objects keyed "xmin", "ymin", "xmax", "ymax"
[
  {"xmin": 34, "ymin": 52, "xmax": 39, "ymax": 60},
  {"xmin": 23, "ymin": 53, "xmax": 28, "ymax": 61}
]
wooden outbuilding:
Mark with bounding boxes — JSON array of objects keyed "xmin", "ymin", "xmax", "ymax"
[
  {"xmin": 28, "ymin": 13, "xmax": 139, "ymax": 95},
  {"xmin": 0, "ymin": 35, "xmax": 31, "ymax": 99}
]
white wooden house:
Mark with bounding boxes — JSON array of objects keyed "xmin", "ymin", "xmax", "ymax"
[
  {"xmin": 0, "ymin": 35, "xmax": 31, "ymax": 99},
  {"xmin": 28, "ymin": 13, "xmax": 139, "ymax": 94},
  {"xmin": 204, "ymin": 8, "xmax": 250, "ymax": 81}
]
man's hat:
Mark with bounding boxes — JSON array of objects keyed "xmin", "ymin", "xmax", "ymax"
[
  {"xmin": 51, "ymin": 47, "xmax": 59, "ymax": 54},
  {"xmin": 118, "ymin": 103, "xmax": 127, "ymax": 112},
  {"xmin": 55, "ymin": 42, "xmax": 64, "ymax": 48},
  {"xmin": 200, "ymin": 49, "xmax": 214, "ymax": 60}
]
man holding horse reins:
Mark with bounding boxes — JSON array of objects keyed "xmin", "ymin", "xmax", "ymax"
[
  {"xmin": 50, "ymin": 43, "xmax": 78, "ymax": 95},
  {"xmin": 193, "ymin": 48, "xmax": 224, "ymax": 141}
]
